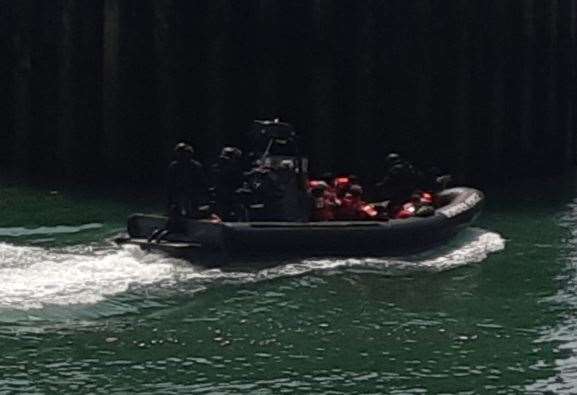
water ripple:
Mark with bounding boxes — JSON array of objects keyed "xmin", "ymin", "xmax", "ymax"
[
  {"xmin": 526, "ymin": 198, "xmax": 577, "ymax": 393},
  {"xmin": 0, "ymin": 223, "xmax": 103, "ymax": 237}
]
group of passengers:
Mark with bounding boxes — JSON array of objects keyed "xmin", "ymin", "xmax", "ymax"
[
  {"xmin": 166, "ymin": 142, "xmax": 451, "ymax": 223},
  {"xmin": 308, "ymin": 153, "xmax": 451, "ymax": 222}
]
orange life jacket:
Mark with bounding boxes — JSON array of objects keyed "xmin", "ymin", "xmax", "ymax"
[
  {"xmin": 420, "ymin": 192, "xmax": 434, "ymax": 205},
  {"xmin": 334, "ymin": 177, "xmax": 351, "ymax": 198},
  {"xmin": 335, "ymin": 195, "xmax": 376, "ymax": 220},
  {"xmin": 396, "ymin": 202, "xmax": 417, "ymax": 219}
]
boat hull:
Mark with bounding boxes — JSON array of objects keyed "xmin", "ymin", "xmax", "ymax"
[{"xmin": 117, "ymin": 187, "xmax": 484, "ymax": 265}]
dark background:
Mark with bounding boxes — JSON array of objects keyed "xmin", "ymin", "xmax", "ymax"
[{"xmin": 2, "ymin": 0, "xmax": 577, "ymax": 187}]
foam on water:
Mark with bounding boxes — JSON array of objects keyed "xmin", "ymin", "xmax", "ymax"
[
  {"xmin": 0, "ymin": 243, "xmax": 178, "ymax": 310},
  {"xmin": 0, "ymin": 227, "xmax": 505, "ymax": 311},
  {"xmin": 185, "ymin": 227, "xmax": 506, "ymax": 282}
]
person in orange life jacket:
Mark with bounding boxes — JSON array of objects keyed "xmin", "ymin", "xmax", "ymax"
[
  {"xmin": 318, "ymin": 172, "xmax": 338, "ymax": 201},
  {"xmin": 395, "ymin": 193, "xmax": 420, "ymax": 219},
  {"xmin": 333, "ymin": 174, "xmax": 361, "ymax": 200},
  {"xmin": 309, "ymin": 173, "xmax": 339, "ymax": 206},
  {"xmin": 333, "ymin": 176, "xmax": 351, "ymax": 200},
  {"xmin": 335, "ymin": 185, "xmax": 378, "ymax": 220},
  {"xmin": 395, "ymin": 192, "xmax": 435, "ymax": 219},
  {"xmin": 309, "ymin": 180, "xmax": 335, "ymax": 221},
  {"xmin": 415, "ymin": 191, "xmax": 435, "ymax": 217}
]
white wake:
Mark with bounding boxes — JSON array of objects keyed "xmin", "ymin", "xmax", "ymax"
[{"xmin": 0, "ymin": 227, "xmax": 504, "ymax": 310}]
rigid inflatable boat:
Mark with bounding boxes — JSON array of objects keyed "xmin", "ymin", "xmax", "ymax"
[{"xmin": 116, "ymin": 187, "xmax": 484, "ymax": 265}]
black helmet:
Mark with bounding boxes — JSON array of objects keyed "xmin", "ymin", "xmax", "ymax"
[
  {"xmin": 174, "ymin": 142, "xmax": 193, "ymax": 154},
  {"xmin": 221, "ymin": 146, "xmax": 242, "ymax": 159},
  {"xmin": 386, "ymin": 152, "xmax": 402, "ymax": 166}
]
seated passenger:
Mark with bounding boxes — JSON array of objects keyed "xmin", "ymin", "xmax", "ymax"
[
  {"xmin": 333, "ymin": 174, "xmax": 361, "ymax": 200},
  {"xmin": 415, "ymin": 191, "xmax": 435, "ymax": 217},
  {"xmin": 395, "ymin": 192, "xmax": 435, "ymax": 219},
  {"xmin": 335, "ymin": 185, "xmax": 378, "ymax": 221},
  {"xmin": 311, "ymin": 178, "xmax": 339, "ymax": 206},
  {"xmin": 334, "ymin": 176, "xmax": 351, "ymax": 199},
  {"xmin": 309, "ymin": 180, "xmax": 337, "ymax": 221}
]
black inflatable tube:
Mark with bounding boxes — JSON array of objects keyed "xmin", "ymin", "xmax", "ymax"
[{"xmin": 121, "ymin": 187, "xmax": 484, "ymax": 264}]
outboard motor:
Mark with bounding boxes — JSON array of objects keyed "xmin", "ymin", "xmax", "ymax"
[{"xmin": 246, "ymin": 119, "xmax": 310, "ymax": 222}]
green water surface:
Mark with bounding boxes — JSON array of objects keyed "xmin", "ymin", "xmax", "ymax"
[{"xmin": 0, "ymin": 181, "xmax": 574, "ymax": 394}]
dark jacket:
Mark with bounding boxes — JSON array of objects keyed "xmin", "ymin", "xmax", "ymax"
[
  {"xmin": 210, "ymin": 157, "xmax": 244, "ymax": 199},
  {"xmin": 167, "ymin": 159, "xmax": 205, "ymax": 207}
]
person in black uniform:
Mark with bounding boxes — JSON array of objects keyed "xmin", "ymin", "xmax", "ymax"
[
  {"xmin": 375, "ymin": 152, "xmax": 421, "ymax": 213},
  {"xmin": 167, "ymin": 142, "xmax": 205, "ymax": 218},
  {"xmin": 210, "ymin": 146, "xmax": 244, "ymax": 220},
  {"xmin": 421, "ymin": 166, "xmax": 452, "ymax": 193},
  {"xmin": 148, "ymin": 142, "xmax": 205, "ymax": 244}
]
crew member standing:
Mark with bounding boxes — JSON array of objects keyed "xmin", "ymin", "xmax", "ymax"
[
  {"xmin": 210, "ymin": 146, "xmax": 244, "ymax": 220},
  {"xmin": 167, "ymin": 142, "xmax": 205, "ymax": 218},
  {"xmin": 376, "ymin": 152, "xmax": 420, "ymax": 214}
]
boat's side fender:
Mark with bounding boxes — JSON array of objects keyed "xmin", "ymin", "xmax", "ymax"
[{"xmin": 436, "ymin": 188, "xmax": 484, "ymax": 219}]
